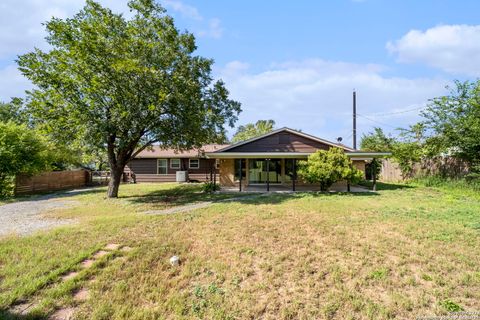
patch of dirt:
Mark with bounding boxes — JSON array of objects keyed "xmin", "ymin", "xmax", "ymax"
[
  {"xmin": 10, "ymin": 301, "xmax": 36, "ymax": 315},
  {"xmin": 93, "ymin": 250, "xmax": 109, "ymax": 259},
  {"xmin": 104, "ymin": 243, "xmax": 120, "ymax": 250},
  {"xmin": 73, "ymin": 288, "xmax": 89, "ymax": 301},
  {"xmin": 80, "ymin": 259, "xmax": 94, "ymax": 269},
  {"xmin": 50, "ymin": 307, "xmax": 75, "ymax": 320},
  {"xmin": 61, "ymin": 271, "xmax": 79, "ymax": 281}
]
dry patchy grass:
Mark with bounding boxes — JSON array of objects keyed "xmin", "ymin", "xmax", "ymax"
[{"xmin": 0, "ymin": 183, "xmax": 479, "ymax": 319}]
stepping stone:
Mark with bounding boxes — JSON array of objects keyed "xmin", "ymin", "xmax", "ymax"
[
  {"xmin": 61, "ymin": 271, "xmax": 79, "ymax": 281},
  {"xmin": 80, "ymin": 259, "xmax": 94, "ymax": 269},
  {"xmin": 120, "ymin": 246, "xmax": 132, "ymax": 252},
  {"xmin": 93, "ymin": 250, "xmax": 108, "ymax": 259},
  {"xmin": 10, "ymin": 302, "xmax": 35, "ymax": 315},
  {"xmin": 73, "ymin": 288, "xmax": 89, "ymax": 301},
  {"xmin": 50, "ymin": 307, "xmax": 75, "ymax": 320},
  {"xmin": 104, "ymin": 243, "xmax": 120, "ymax": 250}
]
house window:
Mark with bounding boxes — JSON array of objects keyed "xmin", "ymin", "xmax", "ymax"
[
  {"xmin": 215, "ymin": 159, "xmax": 220, "ymax": 169},
  {"xmin": 189, "ymin": 159, "xmax": 200, "ymax": 169},
  {"xmin": 157, "ymin": 159, "xmax": 168, "ymax": 175},
  {"xmin": 234, "ymin": 159, "xmax": 246, "ymax": 181},
  {"xmin": 170, "ymin": 159, "xmax": 181, "ymax": 169}
]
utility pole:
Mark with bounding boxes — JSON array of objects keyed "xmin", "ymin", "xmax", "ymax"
[{"xmin": 353, "ymin": 90, "xmax": 357, "ymax": 150}]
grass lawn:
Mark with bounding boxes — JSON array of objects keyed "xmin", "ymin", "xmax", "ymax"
[{"xmin": 0, "ymin": 182, "xmax": 479, "ymax": 319}]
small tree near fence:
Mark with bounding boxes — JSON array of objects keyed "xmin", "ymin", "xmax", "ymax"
[{"xmin": 298, "ymin": 148, "xmax": 363, "ymax": 191}]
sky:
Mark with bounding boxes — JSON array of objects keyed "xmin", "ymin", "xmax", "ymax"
[{"xmin": 1, "ymin": 0, "xmax": 479, "ymax": 147}]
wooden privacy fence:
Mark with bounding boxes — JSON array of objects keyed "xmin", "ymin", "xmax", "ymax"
[
  {"xmin": 379, "ymin": 157, "xmax": 470, "ymax": 182},
  {"xmin": 15, "ymin": 170, "xmax": 90, "ymax": 195}
]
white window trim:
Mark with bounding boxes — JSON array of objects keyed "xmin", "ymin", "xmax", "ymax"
[
  {"xmin": 189, "ymin": 159, "xmax": 200, "ymax": 169},
  {"xmin": 170, "ymin": 159, "xmax": 181, "ymax": 169},
  {"xmin": 157, "ymin": 159, "xmax": 168, "ymax": 175}
]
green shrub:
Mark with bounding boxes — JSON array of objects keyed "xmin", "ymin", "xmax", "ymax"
[
  {"xmin": 202, "ymin": 182, "xmax": 220, "ymax": 193},
  {"xmin": 298, "ymin": 148, "xmax": 363, "ymax": 191}
]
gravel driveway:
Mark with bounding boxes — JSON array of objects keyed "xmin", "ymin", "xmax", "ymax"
[{"xmin": 0, "ymin": 189, "xmax": 96, "ymax": 237}]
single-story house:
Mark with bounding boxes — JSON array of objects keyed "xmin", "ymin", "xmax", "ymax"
[
  {"xmin": 126, "ymin": 144, "xmax": 227, "ymax": 183},
  {"xmin": 127, "ymin": 127, "xmax": 390, "ymax": 190}
]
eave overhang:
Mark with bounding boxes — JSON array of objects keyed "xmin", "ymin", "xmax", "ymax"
[{"xmin": 205, "ymin": 152, "xmax": 391, "ymax": 159}]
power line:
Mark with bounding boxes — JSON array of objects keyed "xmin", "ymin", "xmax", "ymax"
[
  {"xmin": 356, "ymin": 113, "xmax": 400, "ymax": 129},
  {"xmin": 362, "ymin": 105, "xmax": 426, "ymax": 118}
]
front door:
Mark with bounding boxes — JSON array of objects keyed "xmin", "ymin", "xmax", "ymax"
[{"xmin": 248, "ymin": 159, "xmax": 281, "ymax": 184}]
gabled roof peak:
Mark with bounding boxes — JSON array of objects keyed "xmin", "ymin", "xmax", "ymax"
[{"xmin": 216, "ymin": 127, "xmax": 354, "ymax": 153}]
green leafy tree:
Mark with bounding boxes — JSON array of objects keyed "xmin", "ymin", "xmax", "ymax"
[
  {"xmin": 0, "ymin": 122, "xmax": 52, "ymax": 197},
  {"xmin": 421, "ymin": 80, "xmax": 480, "ymax": 171},
  {"xmin": 231, "ymin": 120, "xmax": 275, "ymax": 143},
  {"xmin": 360, "ymin": 127, "xmax": 395, "ymax": 180},
  {"xmin": 360, "ymin": 127, "xmax": 395, "ymax": 152},
  {"xmin": 18, "ymin": 0, "xmax": 241, "ymax": 198},
  {"xmin": 0, "ymin": 98, "xmax": 29, "ymax": 124},
  {"xmin": 298, "ymin": 148, "xmax": 363, "ymax": 191}
]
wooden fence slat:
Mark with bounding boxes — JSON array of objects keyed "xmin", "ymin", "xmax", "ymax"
[
  {"xmin": 379, "ymin": 157, "xmax": 470, "ymax": 182},
  {"xmin": 15, "ymin": 170, "xmax": 89, "ymax": 195}
]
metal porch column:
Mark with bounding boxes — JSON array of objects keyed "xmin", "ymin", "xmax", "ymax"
[{"xmin": 266, "ymin": 159, "xmax": 270, "ymax": 192}]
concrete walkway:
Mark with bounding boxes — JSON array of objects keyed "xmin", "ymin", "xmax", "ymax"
[
  {"xmin": 143, "ymin": 185, "xmax": 371, "ymax": 216},
  {"xmin": 143, "ymin": 194, "xmax": 265, "ymax": 215}
]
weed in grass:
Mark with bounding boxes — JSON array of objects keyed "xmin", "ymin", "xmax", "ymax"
[
  {"xmin": 368, "ymin": 268, "xmax": 389, "ymax": 280},
  {"xmin": 440, "ymin": 299, "xmax": 463, "ymax": 312}
]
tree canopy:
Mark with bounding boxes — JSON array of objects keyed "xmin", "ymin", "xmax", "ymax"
[
  {"xmin": 298, "ymin": 148, "xmax": 363, "ymax": 191},
  {"xmin": 18, "ymin": 0, "xmax": 241, "ymax": 197},
  {"xmin": 421, "ymin": 80, "xmax": 480, "ymax": 171},
  {"xmin": 0, "ymin": 98, "xmax": 29, "ymax": 124},
  {"xmin": 231, "ymin": 120, "xmax": 275, "ymax": 143},
  {"xmin": 0, "ymin": 122, "xmax": 53, "ymax": 197}
]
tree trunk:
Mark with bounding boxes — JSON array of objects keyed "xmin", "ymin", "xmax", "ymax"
[{"xmin": 107, "ymin": 165, "xmax": 125, "ymax": 198}]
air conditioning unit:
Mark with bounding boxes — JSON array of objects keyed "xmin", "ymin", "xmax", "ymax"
[{"xmin": 176, "ymin": 171, "xmax": 188, "ymax": 183}]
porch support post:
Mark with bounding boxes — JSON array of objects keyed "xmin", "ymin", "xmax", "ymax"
[
  {"xmin": 213, "ymin": 163, "xmax": 216, "ymax": 186},
  {"xmin": 239, "ymin": 159, "xmax": 242, "ymax": 192},
  {"xmin": 266, "ymin": 159, "xmax": 270, "ymax": 192},
  {"xmin": 292, "ymin": 159, "xmax": 296, "ymax": 191},
  {"xmin": 371, "ymin": 158, "xmax": 377, "ymax": 191}
]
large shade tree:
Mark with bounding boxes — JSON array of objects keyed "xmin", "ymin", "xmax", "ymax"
[{"xmin": 18, "ymin": 0, "xmax": 241, "ymax": 197}]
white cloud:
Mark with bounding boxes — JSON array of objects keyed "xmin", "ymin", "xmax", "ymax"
[
  {"xmin": 161, "ymin": 0, "xmax": 202, "ymax": 21},
  {"xmin": 197, "ymin": 18, "xmax": 223, "ymax": 39},
  {"xmin": 160, "ymin": 1, "xmax": 223, "ymax": 39},
  {"xmin": 387, "ymin": 24, "xmax": 480, "ymax": 76},
  {"xmin": 217, "ymin": 59, "xmax": 448, "ymax": 145},
  {"xmin": 0, "ymin": 0, "xmax": 129, "ymax": 59}
]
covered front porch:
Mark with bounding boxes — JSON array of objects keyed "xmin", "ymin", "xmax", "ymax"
[{"xmin": 210, "ymin": 153, "xmax": 381, "ymax": 192}]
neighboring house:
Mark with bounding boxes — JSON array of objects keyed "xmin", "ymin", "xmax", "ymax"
[
  {"xmin": 126, "ymin": 144, "xmax": 227, "ymax": 183},
  {"xmin": 128, "ymin": 127, "xmax": 389, "ymax": 189}
]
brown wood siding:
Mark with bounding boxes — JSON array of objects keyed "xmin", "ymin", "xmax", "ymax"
[
  {"xmin": 127, "ymin": 158, "xmax": 218, "ymax": 183},
  {"xmin": 226, "ymin": 132, "xmax": 331, "ymax": 153}
]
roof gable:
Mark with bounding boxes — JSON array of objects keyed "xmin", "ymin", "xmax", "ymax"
[{"xmin": 218, "ymin": 128, "xmax": 354, "ymax": 153}]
